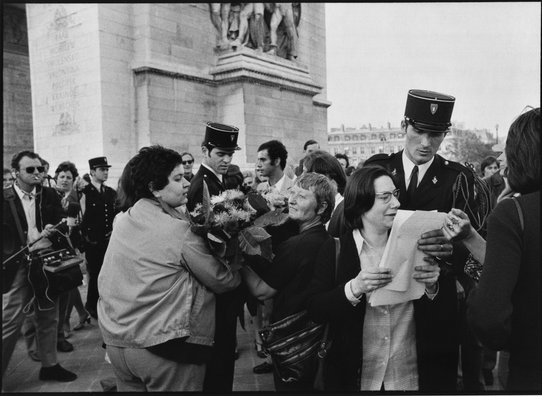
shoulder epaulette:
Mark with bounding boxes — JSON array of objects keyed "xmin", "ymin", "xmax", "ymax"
[{"xmin": 439, "ymin": 156, "xmax": 470, "ymax": 174}]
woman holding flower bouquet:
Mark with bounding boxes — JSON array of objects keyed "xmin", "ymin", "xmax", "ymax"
[
  {"xmin": 97, "ymin": 146, "xmax": 241, "ymax": 391},
  {"xmin": 241, "ymin": 172, "xmax": 336, "ymax": 391}
]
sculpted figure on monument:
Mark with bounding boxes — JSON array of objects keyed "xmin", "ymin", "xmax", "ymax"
[
  {"xmin": 232, "ymin": 3, "xmax": 265, "ymax": 50},
  {"xmin": 209, "ymin": 2, "xmax": 301, "ymax": 60},
  {"xmin": 209, "ymin": 3, "xmax": 231, "ymax": 49},
  {"xmin": 264, "ymin": 3, "xmax": 300, "ymax": 60}
]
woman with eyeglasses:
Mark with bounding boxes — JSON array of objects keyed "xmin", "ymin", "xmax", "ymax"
[{"xmin": 307, "ymin": 165, "xmax": 447, "ymax": 391}]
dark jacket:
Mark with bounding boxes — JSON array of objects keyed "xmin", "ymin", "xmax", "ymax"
[
  {"xmin": 307, "ymin": 233, "xmax": 459, "ymax": 391},
  {"xmin": 81, "ymin": 183, "xmax": 117, "ymax": 244},
  {"xmin": 3, "ymin": 185, "xmax": 66, "ymax": 291},
  {"xmin": 186, "ymin": 165, "xmax": 224, "ymax": 212},
  {"xmin": 468, "ymin": 192, "xmax": 541, "ymax": 391}
]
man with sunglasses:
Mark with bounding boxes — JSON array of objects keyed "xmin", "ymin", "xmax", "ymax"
[
  {"xmin": 3, "ymin": 150, "xmax": 78, "ymax": 382},
  {"xmin": 180, "ymin": 152, "xmax": 195, "ymax": 182}
]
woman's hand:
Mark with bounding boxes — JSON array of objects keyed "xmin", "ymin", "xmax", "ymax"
[
  {"xmin": 442, "ymin": 208, "xmax": 474, "ymax": 242},
  {"xmin": 417, "ymin": 228, "xmax": 453, "ymax": 259},
  {"xmin": 350, "ymin": 267, "xmax": 393, "ymax": 297},
  {"xmin": 413, "ymin": 256, "xmax": 441, "ymax": 293}
]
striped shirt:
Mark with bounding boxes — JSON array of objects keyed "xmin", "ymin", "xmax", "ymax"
[{"xmin": 346, "ymin": 229, "xmax": 419, "ymax": 391}]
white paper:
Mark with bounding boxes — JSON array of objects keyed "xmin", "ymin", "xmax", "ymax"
[{"xmin": 369, "ymin": 209, "xmax": 447, "ymax": 307}]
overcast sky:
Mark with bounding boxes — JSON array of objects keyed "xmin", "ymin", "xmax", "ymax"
[{"xmin": 325, "ymin": 2, "xmax": 541, "ymax": 140}]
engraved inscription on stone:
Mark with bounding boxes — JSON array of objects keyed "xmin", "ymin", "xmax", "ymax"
[{"xmin": 46, "ymin": 5, "xmax": 80, "ymax": 136}]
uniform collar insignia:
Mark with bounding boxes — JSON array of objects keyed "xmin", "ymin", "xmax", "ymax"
[
  {"xmin": 432, "ymin": 176, "xmax": 438, "ymax": 184},
  {"xmin": 391, "ymin": 168, "xmax": 397, "ymax": 176}
]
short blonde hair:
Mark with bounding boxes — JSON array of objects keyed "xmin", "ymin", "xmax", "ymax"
[{"xmin": 295, "ymin": 172, "xmax": 336, "ymax": 223}]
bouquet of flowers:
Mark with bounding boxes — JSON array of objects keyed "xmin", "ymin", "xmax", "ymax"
[{"xmin": 189, "ymin": 181, "xmax": 289, "ymax": 270}]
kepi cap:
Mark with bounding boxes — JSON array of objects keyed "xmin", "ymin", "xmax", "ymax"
[
  {"xmin": 88, "ymin": 156, "xmax": 111, "ymax": 169},
  {"xmin": 404, "ymin": 89, "xmax": 455, "ymax": 133},
  {"xmin": 203, "ymin": 122, "xmax": 241, "ymax": 151}
]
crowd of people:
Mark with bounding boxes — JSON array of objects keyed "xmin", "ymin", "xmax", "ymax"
[{"xmin": 2, "ymin": 89, "xmax": 540, "ymax": 392}]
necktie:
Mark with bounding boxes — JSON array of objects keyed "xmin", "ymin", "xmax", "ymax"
[{"xmin": 407, "ymin": 165, "xmax": 419, "ymax": 203}]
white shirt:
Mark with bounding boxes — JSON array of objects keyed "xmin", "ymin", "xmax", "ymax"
[
  {"xmin": 13, "ymin": 183, "xmax": 51, "ymax": 251},
  {"xmin": 201, "ymin": 163, "xmax": 223, "ymax": 184},
  {"xmin": 271, "ymin": 173, "xmax": 288, "ymax": 193},
  {"xmin": 402, "ymin": 151, "xmax": 435, "ymax": 189}
]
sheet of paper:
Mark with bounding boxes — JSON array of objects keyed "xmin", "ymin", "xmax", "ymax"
[{"xmin": 369, "ymin": 209, "xmax": 447, "ymax": 307}]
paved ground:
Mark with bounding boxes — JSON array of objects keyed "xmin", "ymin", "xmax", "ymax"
[
  {"xmin": 2, "ymin": 283, "xmax": 504, "ymax": 393},
  {"xmin": 2, "ymin": 284, "xmax": 274, "ymax": 393}
]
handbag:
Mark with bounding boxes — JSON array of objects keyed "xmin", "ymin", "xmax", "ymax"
[
  {"xmin": 259, "ymin": 237, "xmax": 340, "ymax": 386},
  {"xmin": 259, "ymin": 309, "xmax": 325, "ymax": 384}
]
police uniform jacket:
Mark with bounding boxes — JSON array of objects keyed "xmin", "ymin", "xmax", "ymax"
[
  {"xmin": 186, "ymin": 165, "xmax": 224, "ymax": 212},
  {"xmin": 81, "ymin": 183, "xmax": 117, "ymax": 244}
]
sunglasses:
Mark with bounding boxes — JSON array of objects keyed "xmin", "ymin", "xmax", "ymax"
[
  {"xmin": 182, "ymin": 160, "xmax": 194, "ymax": 165},
  {"xmin": 24, "ymin": 166, "xmax": 46, "ymax": 174}
]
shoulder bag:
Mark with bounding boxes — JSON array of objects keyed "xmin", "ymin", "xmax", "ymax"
[{"xmin": 259, "ymin": 237, "xmax": 340, "ymax": 386}]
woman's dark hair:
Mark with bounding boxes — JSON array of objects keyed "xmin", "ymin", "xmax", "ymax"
[
  {"xmin": 480, "ymin": 156, "xmax": 499, "ymax": 176},
  {"xmin": 117, "ymin": 145, "xmax": 183, "ymax": 211},
  {"xmin": 334, "ymin": 153, "xmax": 349, "ymax": 168},
  {"xmin": 224, "ymin": 164, "xmax": 244, "ymax": 189},
  {"xmin": 303, "ymin": 150, "xmax": 347, "ymax": 195},
  {"xmin": 505, "ymin": 107, "xmax": 540, "ymax": 194},
  {"xmin": 54, "ymin": 161, "xmax": 79, "ymax": 179},
  {"xmin": 343, "ymin": 165, "xmax": 394, "ymax": 230}
]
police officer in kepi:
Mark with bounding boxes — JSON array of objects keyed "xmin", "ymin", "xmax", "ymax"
[
  {"xmin": 80, "ymin": 156, "xmax": 117, "ymax": 320},
  {"xmin": 186, "ymin": 122, "xmax": 245, "ymax": 392},
  {"xmin": 329, "ymin": 89, "xmax": 480, "ymax": 391}
]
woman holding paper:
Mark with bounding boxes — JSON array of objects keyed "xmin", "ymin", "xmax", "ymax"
[{"xmin": 307, "ymin": 165, "xmax": 455, "ymax": 391}]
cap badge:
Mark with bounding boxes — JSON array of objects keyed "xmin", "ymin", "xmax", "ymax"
[
  {"xmin": 230, "ymin": 135, "xmax": 235, "ymax": 142},
  {"xmin": 430, "ymin": 103, "xmax": 438, "ymax": 115},
  {"xmin": 432, "ymin": 176, "xmax": 438, "ymax": 184}
]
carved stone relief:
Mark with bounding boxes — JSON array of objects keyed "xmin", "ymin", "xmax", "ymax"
[{"xmin": 209, "ymin": 3, "xmax": 301, "ymax": 61}]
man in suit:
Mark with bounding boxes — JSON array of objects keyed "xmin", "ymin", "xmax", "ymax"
[
  {"xmin": 186, "ymin": 122, "xmax": 244, "ymax": 392},
  {"xmin": 80, "ymin": 156, "xmax": 117, "ymax": 319},
  {"xmin": 256, "ymin": 139, "xmax": 294, "ymax": 195},
  {"xmin": 3, "ymin": 150, "xmax": 77, "ymax": 382}
]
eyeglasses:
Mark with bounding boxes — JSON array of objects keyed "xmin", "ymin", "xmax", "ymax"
[
  {"xmin": 24, "ymin": 166, "xmax": 45, "ymax": 174},
  {"xmin": 182, "ymin": 160, "xmax": 194, "ymax": 165},
  {"xmin": 375, "ymin": 189, "xmax": 400, "ymax": 203}
]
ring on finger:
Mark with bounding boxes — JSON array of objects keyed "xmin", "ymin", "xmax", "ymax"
[
  {"xmin": 447, "ymin": 223, "xmax": 454, "ymax": 231},
  {"xmin": 440, "ymin": 244, "xmax": 443, "ymax": 251}
]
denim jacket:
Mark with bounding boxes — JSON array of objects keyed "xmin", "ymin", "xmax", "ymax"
[{"xmin": 97, "ymin": 198, "xmax": 240, "ymax": 348}]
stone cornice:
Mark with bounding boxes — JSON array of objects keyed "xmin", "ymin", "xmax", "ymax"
[
  {"xmin": 131, "ymin": 48, "xmax": 325, "ymax": 97},
  {"xmin": 210, "ymin": 48, "xmax": 323, "ymax": 96}
]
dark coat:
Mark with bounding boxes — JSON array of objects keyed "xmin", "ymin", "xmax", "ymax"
[
  {"xmin": 3, "ymin": 185, "xmax": 66, "ymax": 291},
  {"xmin": 81, "ymin": 183, "xmax": 117, "ymax": 244},
  {"xmin": 468, "ymin": 192, "xmax": 541, "ymax": 391},
  {"xmin": 186, "ymin": 165, "xmax": 224, "ymax": 212},
  {"xmin": 307, "ymin": 233, "xmax": 459, "ymax": 392},
  {"xmin": 186, "ymin": 164, "xmax": 244, "ymax": 392}
]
